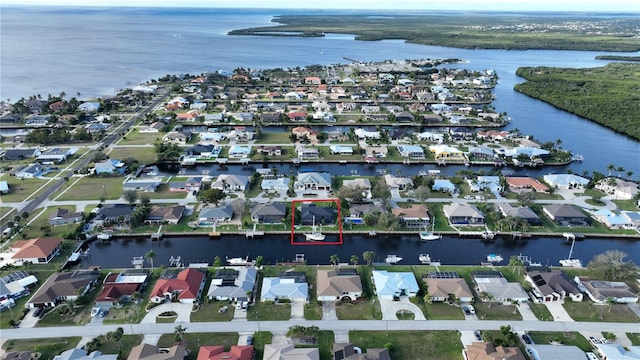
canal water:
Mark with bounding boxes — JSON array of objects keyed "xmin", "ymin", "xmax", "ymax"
[{"xmin": 78, "ymin": 234, "xmax": 640, "ymax": 269}]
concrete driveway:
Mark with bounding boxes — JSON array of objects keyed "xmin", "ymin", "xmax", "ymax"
[
  {"xmin": 322, "ymin": 301, "xmax": 337, "ymax": 320},
  {"xmin": 516, "ymin": 303, "xmax": 538, "ymax": 321},
  {"xmin": 291, "ymin": 299, "xmax": 305, "ymax": 320},
  {"xmin": 379, "ymin": 298, "xmax": 426, "ymax": 320},
  {"xmin": 141, "ymin": 303, "xmax": 192, "ymax": 324},
  {"xmin": 18, "ymin": 308, "xmax": 40, "ymax": 328},
  {"xmin": 544, "ymin": 302, "xmax": 574, "ymax": 322}
]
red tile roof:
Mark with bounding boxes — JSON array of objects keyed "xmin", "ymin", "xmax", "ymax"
[
  {"xmin": 196, "ymin": 345, "xmax": 253, "ymax": 360},
  {"xmin": 151, "ymin": 268, "xmax": 205, "ymax": 301},
  {"xmin": 96, "ymin": 283, "xmax": 140, "ymax": 302}
]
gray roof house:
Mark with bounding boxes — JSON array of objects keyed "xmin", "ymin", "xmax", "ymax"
[
  {"xmin": 295, "ymin": 172, "xmax": 332, "ymax": 191},
  {"xmin": 2, "ymin": 148, "xmax": 40, "ymax": 161},
  {"xmin": 443, "ymin": 203, "xmax": 485, "ymax": 225},
  {"xmin": 542, "ymin": 204, "xmax": 589, "ymax": 225},
  {"xmin": 207, "ymin": 267, "xmax": 257, "ymax": 302},
  {"xmin": 15, "ymin": 164, "xmax": 46, "ymax": 179},
  {"xmin": 27, "ymin": 270, "xmax": 99, "ymax": 308},
  {"xmin": 496, "ymin": 203, "xmax": 542, "ymax": 225},
  {"xmin": 211, "ymin": 174, "xmax": 249, "ymax": 192},
  {"xmin": 525, "ymin": 270, "xmax": 583, "ymax": 303},
  {"xmin": 472, "ymin": 271, "xmax": 529, "ymax": 303},
  {"xmin": 53, "ymin": 349, "xmax": 117, "ymax": 360},
  {"xmin": 48, "ymin": 208, "xmax": 84, "ymax": 226},
  {"xmin": 301, "ymin": 203, "xmax": 335, "ymax": 225},
  {"xmin": 94, "ymin": 204, "xmax": 133, "ymax": 224},
  {"xmin": 199, "ymin": 204, "xmax": 234, "ymax": 222},
  {"xmin": 94, "ymin": 159, "xmax": 126, "ymax": 175},
  {"xmin": 575, "ymin": 277, "xmax": 639, "ymax": 304},
  {"xmin": 122, "ymin": 178, "xmax": 162, "ymax": 192},
  {"xmin": 0, "ymin": 180, "xmax": 9, "ymax": 194},
  {"xmin": 251, "ymin": 203, "xmax": 287, "ymax": 224}
]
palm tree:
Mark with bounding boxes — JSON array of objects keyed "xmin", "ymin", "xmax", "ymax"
[
  {"xmin": 174, "ymin": 324, "xmax": 187, "ymax": 342},
  {"xmin": 616, "ymin": 166, "xmax": 625, "ymax": 178},
  {"xmin": 607, "ymin": 164, "xmax": 615, "ymax": 177},
  {"xmin": 145, "ymin": 250, "xmax": 156, "ymax": 270},
  {"xmin": 350, "ymin": 255, "xmax": 359, "ymax": 266},
  {"xmin": 626, "ymin": 170, "xmax": 634, "ymax": 180},
  {"xmin": 363, "ymin": 251, "xmax": 375, "ymax": 266},
  {"xmin": 329, "ymin": 254, "xmax": 340, "ymax": 267}
]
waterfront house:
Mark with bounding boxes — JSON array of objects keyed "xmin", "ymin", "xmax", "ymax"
[
  {"xmin": 204, "ymin": 112, "xmax": 225, "ymax": 124},
  {"xmin": 332, "ymin": 344, "xmax": 390, "ymax": 360},
  {"xmin": 93, "ymin": 204, "xmax": 133, "ymax": 225},
  {"xmin": 291, "ymin": 126, "xmax": 317, "ymax": 142},
  {"xmin": 260, "ymin": 177, "xmax": 290, "ymax": 192},
  {"xmin": 144, "ymin": 205, "xmax": 185, "ymax": 225},
  {"xmin": 207, "ymin": 267, "xmax": 257, "ymax": 302},
  {"xmin": 591, "ymin": 208, "xmax": 632, "ymax": 229},
  {"xmin": 94, "ymin": 159, "xmax": 126, "ymax": 175},
  {"xmin": 287, "ymin": 111, "xmax": 308, "ymax": 122},
  {"xmin": 295, "ymin": 172, "xmax": 332, "ymax": 192},
  {"xmin": 128, "ymin": 344, "xmax": 187, "ymax": 360},
  {"xmin": 15, "ymin": 163, "xmax": 46, "ymax": 179},
  {"xmin": 542, "ymin": 204, "xmax": 589, "ymax": 226},
  {"xmin": 169, "ymin": 181, "xmax": 188, "ymax": 192},
  {"xmin": 316, "ymin": 268, "xmax": 363, "ymax": 302},
  {"xmin": 256, "ymin": 145, "xmax": 282, "ymax": 157},
  {"xmin": 524, "ymin": 269, "xmax": 582, "ymax": 303},
  {"xmin": 260, "ymin": 272, "xmax": 308, "ymax": 302},
  {"xmin": 162, "ymin": 131, "xmax": 187, "ymax": 144},
  {"xmin": 542, "ymin": 173, "xmax": 589, "ymax": 190},
  {"xmin": 228, "ymin": 145, "xmax": 252, "ymax": 158},
  {"xmin": 11, "ymin": 237, "xmax": 62, "ymax": 264},
  {"xmin": 185, "ymin": 144, "xmax": 217, "ymax": 158},
  {"xmin": 372, "ymin": 270, "xmax": 419, "ymax": 300},
  {"xmin": 0, "ymin": 180, "xmax": 8, "ymax": 194},
  {"xmin": 259, "ymin": 112, "xmax": 281, "ymax": 124},
  {"xmin": 296, "ymin": 145, "xmax": 320, "ymax": 159},
  {"xmin": 575, "ymin": 277, "xmax": 639, "ymax": 304},
  {"xmin": 383, "ymin": 174, "xmax": 413, "ymax": 190},
  {"xmin": 150, "ymin": 268, "xmax": 206, "ymax": 303},
  {"xmin": 341, "ymin": 178, "xmax": 372, "ymax": 200},
  {"xmin": 468, "ymin": 146, "xmax": 496, "ymax": 160},
  {"xmin": 503, "ymin": 146, "xmax": 550, "ymax": 158},
  {"xmin": 122, "ymin": 178, "xmax": 162, "ymax": 192},
  {"xmin": 395, "ymin": 111, "xmax": 415, "ymax": 122},
  {"xmin": 185, "ymin": 177, "xmax": 203, "ymax": 192},
  {"xmin": 442, "ymin": 203, "xmax": 485, "ymax": 225},
  {"xmin": 199, "ymin": 205, "xmax": 234, "ymax": 223},
  {"xmin": 95, "ymin": 270, "xmax": 148, "ymax": 309},
  {"xmin": 363, "ymin": 145, "xmax": 388, "ymax": 159},
  {"xmin": 329, "ymin": 145, "xmax": 354, "ymax": 155},
  {"xmin": 26, "ymin": 270, "xmax": 98, "ymax": 309},
  {"xmin": 464, "ymin": 342, "xmax": 526, "ymax": 360},
  {"xmin": 48, "ymin": 208, "xmax": 83, "ymax": 226},
  {"xmin": 432, "ymin": 179, "xmax": 457, "ymax": 193},
  {"xmin": 472, "ymin": 271, "xmax": 529, "ymax": 303},
  {"xmin": 25, "ymin": 114, "xmax": 51, "ymax": 126},
  {"xmin": 506, "ymin": 177, "xmax": 549, "ymax": 193},
  {"xmin": 345, "ymin": 203, "xmax": 385, "ymax": 224},
  {"xmin": 0, "ymin": 271, "xmax": 38, "ymax": 302},
  {"xmin": 415, "ymin": 131, "xmax": 445, "ymax": 143},
  {"xmin": 423, "ymin": 272, "xmax": 473, "ymax": 303},
  {"xmin": 196, "ymin": 345, "xmax": 253, "ymax": 360},
  {"xmin": 250, "ymin": 203, "xmax": 287, "ymax": 224},
  {"xmin": 2, "ymin": 148, "xmax": 41, "ymax": 161},
  {"xmin": 354, "ymin": 128, "xmax": 381, "ymax": 140},
  {"xmin": 429, "ymin": 144, "xmax": 466, "ymax": 162},
  {"xmin": 211, "ymin": 174, "xmax": 249, "ymax": 192},
  {"xmin": 397, "ymin": 145, "xmax": 425, "ymax": 159},
  {"xmin": 495, "ymin": 203, "xmax": 542, "ymax": 226},
  {"xmin": 392, "ymin": 204, "xmax": 430, "ymax": 229},
  {"xmin": 301, "ymin": 203, "xmax": 335, "ymax": 225},
  {"xmin": 595, "ymin": 177, "xmax": 639, "ymax": 200},
  {"xmin": 263, "ymin": 344, "xmax": 319, "ymax": 360},
  {"xmin": 78, "ymin": 102, "xmax": 101, "ymax": 112},
  {"xmin": 468, "ymin": 176, "xmax": 502, "ymax": 193}
]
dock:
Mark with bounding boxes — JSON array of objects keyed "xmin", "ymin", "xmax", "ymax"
[
  {"xmin": 245, "ymin": 224, "xmax": 265, "ymax": 238},
  {"xmin": 131, "ymin": 256, "xmax": 144, "ymax": 269}
]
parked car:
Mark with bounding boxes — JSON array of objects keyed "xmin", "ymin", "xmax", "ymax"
[
  {"xmin": 467, "ymin": 305, "xmax": 475, "ymax": 314},
  {"xmin": 218, "ymin": 305, "xmax": 228, "ymax": 314},
  {"xmin": 246, "ymin": 335, "xmax": 253, "ymax": 345},
  {"xmin": 33, "ymin": 307, "xmax": 43, "ymax": 317},
  {"xmin": 586, "ymin": 352, "xmax": 598, "ymax": 360},
  {"xmin": 241, "ymin": 301, "xmax": 248, "ymax": 310},
  {"xmin": 474, "ymin": 331, "xmax": 482, "ymax": 341},
  {"xmin": 600, "ymin": 338, "xmax": 610, "ymax": 344},
  {"xmin": 522, "ymin": 334, "xmax": 532, "ymax": 344},
  {"xmin": 589, "ymin": 337, "xmax": 601, "ymax": 346},
  {"xmin": 236, "ymin": 302, "xmax": 242, "ymax": 310}
]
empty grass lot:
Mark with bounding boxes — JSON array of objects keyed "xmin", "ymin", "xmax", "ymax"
[
  {"xmin": 54, "ymin": 176, "xmax": 124, "ymax": 201},
  {"xmin": 108, "ymin": 146, "xmax": 158, "ymax": 165},
  {"xmin": 336, "ymin": 299, "xmax": 382, "ymax": 320},
  {"xmin": 350, "ymin": 330, "xmax": 463, "ymax": 360},
  {"xmin": 119, "ymin": 130, "xmax": 162, "ymax": 145},
  {"xmin": 562, "ymin": 300, "xmax": 640, "ymax": 322},
  {"xmin": 191, "ymin": 300, "xmax": 236, "ymax": 322},
  {"xmin": 0, "ymin": 176, "xmax": 50, "ymax": 202}
]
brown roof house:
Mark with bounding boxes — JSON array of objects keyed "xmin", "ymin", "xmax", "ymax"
[
  {"xmin": 317, "ymin": 268, "xmax": 363, "ymax": 302},
  {"xmin": 95, "ymin": 271, "xmax": 149, "ymax": 310},
  {"xmin": 332, "ymin": 343, "xmax": 390, "ymax": 360},
  {"xmin": 26, "ymin": 270, "xmax": 99, "ymax": 308},
  {"xmin": 127, "ymin": 344, "xmax": 187, "ymax": 360},
  {"xmin": 144, "ymin": 205, "xmax": 186, "ymax": 225},
  {"xmin": 392, "ymin": 204, "xmax": 430, "ymax": 229},
  {"xmin": 150, "ymin": 268, "xmax": 206, "ymax": 304},
  {"xmin": 524, "ymin": 270, "xmax": 582, "ymax": 303},
  {"xmin": 423, "ymin": 272, "xmax": 474, "ymax": 303},
  {"xmin": 463, "ymin": 342, "xmax": 526, "ymax": 360},
  {"xmin": 11, "ymin": 237, "xmax": 62, "ymax": 264}
]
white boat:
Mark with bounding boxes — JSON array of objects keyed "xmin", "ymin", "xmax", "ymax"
[
  {"xmin": 419, "ymin": 254, "xmax": 440, "ymax": 265},
  {"xmin": 559, "ymin": 238, "xmax": 582, "ymax": 268},
  {"xmin": 226, "ymin": 256, "xmax": 255, "ymax": 266},
  {"xmin": 67, "ymin": 252, "xmax": 81, "ymax": 262},
  {"xmin": 97, "ymin": 232, "xmax": 112, "ymax": 241},
  {"xmin": 384, "ymin": 255, "xmax": 403, "ymax": 264},
  {"xmin": 419, "ymin": 217, "xmax": 441, "ymax": 241},
  {"xmin": 481, "ymin": 230, "xmax": 495, "ymax": 240},
  {"xmin": 486, "ymin": 253, "xmax": 504, "ymax": 263},
  {"xmin": 304, "ymin": 216, "xmax": 326, "ymax": 241}
]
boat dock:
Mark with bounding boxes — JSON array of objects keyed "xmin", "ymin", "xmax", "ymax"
[
  {"xmin": 131, "ymin": 256, "xmax": 144, "ymax": 269},
  {"xmin": 245, "ymin": 224, "xmax": 265, "ymax": 238}
]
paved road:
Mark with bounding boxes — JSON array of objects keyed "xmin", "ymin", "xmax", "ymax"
[{"xmin": 3, "ymin": 319, "xmax": 638, "ymax": 340}]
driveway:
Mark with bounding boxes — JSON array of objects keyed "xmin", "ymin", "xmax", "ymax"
[
  {"xmin": 516, "ymin": 303, "xmax": 538, "ymax": 321},
  {"xmin": 379, "ymin": 297, "xmax": 426, "ymax": 320},
  {"xmin": 322, "ymin": 301, "xmax": 337, "ymax": 320},
  {"xmin": 291, "ymin": 299, "xmax": 305, "ymax": 320},
  {"xmin": 544, "ymin": 302, "xmax": 574, "ymax": 322},
  {"xmin": 18, "ymin": 308, "xmax": 40, "ymax": 328},
  {"xmin": 141, "ymin": 303, "xmax": 192, "ymax": 324}
]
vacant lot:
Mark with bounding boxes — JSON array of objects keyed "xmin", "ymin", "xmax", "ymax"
[
  {"xmin": 55, "ymin": 176, "xmax": 124, "ymax": 201},
  {"xmin": 350, "ymin": 330, "xmax": 462, "ymax": 360},
  {"xmin": 563, "ymin": 300, "xmax": 640, "ymax": 322}
]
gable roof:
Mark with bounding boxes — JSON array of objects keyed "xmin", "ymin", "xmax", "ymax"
[
  {"xmin": 317, "ymin": 269, "xmax": 363, "ymax": 298},
  {"xmin": 526, "ymin": 270, "xmax": 580, "ymax": 297},
  {"xmin": 250, "ymin": 203, "xmax": 287, "ymax": 218},
  {"xmin": 28, "ymin": 271, "xmax": 98, "ymax": 306},
  {"xmin": 372, "ymin": 270, "xmax": 419, "ymax": 297},
  {"xmin": 196, "ymin": 345, "xmax": 254, "ymax": 360},
  {"xmin": 424, "ymin": 277, "xmax": 473, "ymax": 299},
  {"xmin": 443, "ymin": 203, "xmax": 484, "ymax": 219},
  {"xmin": 11, "ymin": 238, "xmax": 62, "ymax": 260}
]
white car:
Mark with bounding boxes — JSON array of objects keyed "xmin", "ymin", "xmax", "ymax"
[
  {"xmin": 586, "ymin": 352, "xmax": 598, "ymax": 360},
  {"xmin": 467, "ymin": 305, "xmax": 475, "ymax": 314}
]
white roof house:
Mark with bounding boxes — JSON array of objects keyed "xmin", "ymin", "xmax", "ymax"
[
  {"xmin": 542, "ymin": 174, "xmax": 589, "ymax": 189},
  {"xmin": 474, "ymin": 276, "xmax": 529, "ymax": 303},
  {"xmin": 261, "ymin": 177, "xmax": 290, "ymax": 191},
  {"xmin": 371, "ymin": 270, "xmax": 419, "ymax": 300},
  {"xmin": 596, "ymin": 344, "xmax": 640, "ymax": 360},
  {"xmin": 260, "ymin": 277, "xmax": 308, "ymax": 302}
]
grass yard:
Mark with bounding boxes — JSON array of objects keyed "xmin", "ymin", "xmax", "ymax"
[
  {"xmin": 118, "ymin": 129, "xmax": 162, "ymax": 145},
  {"xmin": 54, "ymin": 176, "xmax": 124, "ymax": 201},
  {"xmin": 474, "ymin": 302, "xmax": 523, "ymax": 321},
  {"xmin": 528, "ymin": 331, "xmax": 591, "ymax": 351},
  {"xmin": 350, "ymin": 330, "xmax": 463, "ymax": 360},
  {"xmin": 108, "ymin": 146, "xmax": 158, "ymax": 165},
  {"xmin": 254, "ymin": 132, "xmax": 292, "ymax": 144},
  {"xmin": 423, "ymin": 302, "xmax": 465, "ymax": 320},
  {"xmin": 94, "ymin": 334, "xmax": 143, "ymax": 359},
  {"xmin": 157, "ymin": 332, "xmax": 239, "ymax": 360},
  {"xmin": 22, "ymin": 205, "xmax": 85, "ymax": 239},
  {"xmin": 336, "ymin": 300, "xmax": 382, "ymax": 320},
  {"xmin": 252, "ymin": 332, "xmax": 273, "ymax": 360},
  {"xmin": 1, "ymin": 337, "xmax": 81, "ymax": 360},
  {"xmin": 296, "ymin": 330, "xmax": 335, "ymax": 360},
  {"xmin": 0, "ymin": 176, "xmax": 50, "ymax": 202},
  {"xmin": 563, "ymin": 299, "xmax": 640, "ymax": 322},
  {"xmin": 191, "ymin": 300, "xmax": 236, "ymax": 322},
  {"xmin": 628, "ymin": 333, "xmax": 640, "ymax": 346},
  {"xmin": 247, "ymin": 302, "xmax": 291, "ymax": 321},
  {"xmin": 528, "ymin": 302, "xmax": 554, "ymax": 321},
  {"xmin": 305, "ymin": 301, "xmax": 323, "ymax": 320}
]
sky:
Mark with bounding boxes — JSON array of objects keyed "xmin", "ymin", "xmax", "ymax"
[{"xmin": 3, "ymin": 0, "xmax": 638, "ymax": 12}]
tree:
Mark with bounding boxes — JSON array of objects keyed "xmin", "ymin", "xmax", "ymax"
[
  {"xmin": 587, "ymin": 250, "xmax": 638, "ymax": 280},
  {"xmin": 363, "ymin": 251, "xmax": 375, "ymax": 266},
  {"xmin": 145, "ymin": 250, "xmax": 156, "ymax": 270},
  {"xmin": 174, "ymin": 324, "xmax": 187, "ymax": 342},
  {"xmin": 508, "ymin": 255, "xmax": 524, "ymax": 276},
  {"xmin": 350, "ymin": 255, "xmax": 359, "ymax": 266},
  {"xmin": 213, "ymin": 256, "xmax": 222, "ymax": 268},
  {"xmin": 20, "ymin": 211, "xmax": 29, "ymax": 221},
  {"xmin": 607, "ymin": 164, "xmax": 615, "ymax": 177},
  {"xmin": 414, "ymin": 185, "xmax": 430, "ymax": 204},
  {"xmin": 329, "ymin": 254, "xmax": 340, "ymax": 267},
  {"xmin": 123, "ymin": 190, "xmax": 138, "ymax": 204},
  {"xmin": 201, "ymin": 188, "xmax": 226, "ymax": 206},
  {"xmin": 255, "ymin": 255, "xmax": 264, "ymax": 268},
  {"xmin": 231, "ymin": 199, "xmax": 246, "ymax": 217}
]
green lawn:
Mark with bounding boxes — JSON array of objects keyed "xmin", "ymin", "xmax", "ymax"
[
  {"xmin": 296, "ymin": 330, "xmax": 334, "ymax": 360},
  {"xmin": 95, "ymin": 334, "xmax": 143, "ymax": 359},
  {"xmin": 247, "ymin": 302, "xmax": 291, "ymax": 321},
  {"xmin": 627, "ymin": 333, "xmax": 640, "ymax": 346},
  {"xmin": 474, "ymin": 302, "xmax": 523, "ymax": 321},
  {"xmin": 563, "ymin": 299, "xmax": 640, "ymax": 322},
  {"xmin": 54, "ymin": 176, "xmax": 124, "ymax": 201},
  {"xmin": 528, "ymin": 302, "xmax": 554, "ymax": 321},
  {"xmin": 336, "ymin": 300, "xmax": 382, "ymax": 320},
  {"xmin": 305, "ymin": 301, "xmax": 323, "ymax": 320},
  {"xmin": 252, "ymin": 331, "xmax": 273, "ymax": 360},
  {"xmin": 528, "ymin": 331, "xmax": 591, "ymax": 351},
  {"xmin": 118, "ymin": 129, "xmax": 162, "ymax": 145},
  {"xmin": 157, "ymin": 332, "xmax": 239, "ymax": 360},
  {"xmin": 22, "ymin": 205, "xmax": 86, "ymax": 239},
  {"xmin": 423, "ymin": 302, "xmax": 465, "ymax": 320},
  {"xmin": 109, "ymin": 146, "xmax": 158, "ymax": 165},
  {"xmin": 1, "ymin": 337, "xmax": 81, "ymax": 360},
  {"xmin": 254, "ymin": 132, "xmax": 292, "ymax": 144},
  {"xmin": 350, "ymin": 330, "xmax": 463, "ymax": 360},
  {"xmin": 0, "ymin": 176, "xmax": 50, "ymax": 202},
  {"xmin": 191, "ymin": 300, "xmax": 236, "ymax": 322}
]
